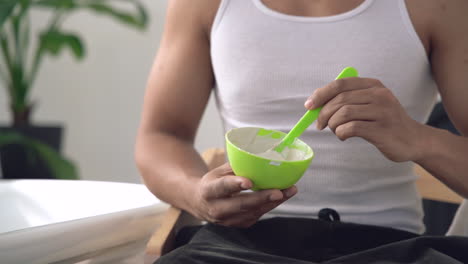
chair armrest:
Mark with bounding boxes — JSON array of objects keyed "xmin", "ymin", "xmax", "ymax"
[
  {"xmin": 414, "ymin": 164, "xmax": 463, "ymax": 204},
  {"xmin": 145, "ymin": 148, "xmax": 226, "ymax": 258},
  {"xmin": 146, "ymin": 206, "xmax": 201, "ymax": 257}
]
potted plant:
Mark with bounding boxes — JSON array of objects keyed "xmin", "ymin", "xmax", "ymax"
[{"xmin": 0, "ymin": 0, "xmax": 148, "ymax": 179}]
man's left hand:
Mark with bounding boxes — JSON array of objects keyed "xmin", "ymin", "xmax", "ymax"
[{"xmin": 305, "ymin": 77, "xmax": 426, "ymax": 162}]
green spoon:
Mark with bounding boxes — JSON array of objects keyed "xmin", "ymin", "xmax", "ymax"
[{"xmin": 274, "ymin": 67, "xmax": 359, "ymax": 153}]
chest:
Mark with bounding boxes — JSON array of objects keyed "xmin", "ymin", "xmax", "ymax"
[
  {"xmin": 211, "ymin": 0, "xmax": 438, "ymax": 127},
  {"xmin": 258, "ymin": 0, "xmax": 431, "ymax": 56}
]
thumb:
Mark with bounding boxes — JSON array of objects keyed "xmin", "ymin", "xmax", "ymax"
[{"xmin": 204, "ymin": 174, "xmax": 252, "ymax": 199}]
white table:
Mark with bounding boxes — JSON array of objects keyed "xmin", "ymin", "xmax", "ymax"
[{"xmin": 0, "ymin": 180, "xmax": 168, "ymax": 264}]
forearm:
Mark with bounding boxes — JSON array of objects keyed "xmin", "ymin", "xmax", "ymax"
[
  {"xmin": 135, "ymin": 131, "xmax": 208, "ymax": 215},
  {"xmin": 415, "ymin": 124, "xmax": 468, "ymax": 198}
]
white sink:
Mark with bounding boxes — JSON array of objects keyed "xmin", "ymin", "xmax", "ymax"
[{"xmin": 0, "ymin": 180, "xmax": 168, "ymax": 264}]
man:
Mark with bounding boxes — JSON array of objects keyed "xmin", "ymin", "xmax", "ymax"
[{"xmin": 136, "ymin": 0, "xmax": 468, "ymax": 263}]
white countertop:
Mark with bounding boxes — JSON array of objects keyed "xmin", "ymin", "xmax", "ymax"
[{"xmin": 0, "ymin": 180, "xmax": 168, "ymax": 263}]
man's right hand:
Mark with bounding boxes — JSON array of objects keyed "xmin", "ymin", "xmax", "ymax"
[{"xmin": 191, "ymin": 163, "xmax": 297, "ymax": 228}]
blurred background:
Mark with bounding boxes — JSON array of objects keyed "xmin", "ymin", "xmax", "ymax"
[
  {"xmin": 0, "ymin": 0, "xmax": 224, "ymax": 183},
  {"xmin": 0, "ymin": 0, "xmax": 461, "ymax": 238},
  {"xmin": 0, "ymin": 2, "xmax": 464, "ymax": 263}
]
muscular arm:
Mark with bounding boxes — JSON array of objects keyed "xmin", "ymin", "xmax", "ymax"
[
  {"xmin": 135, "ymin": 0, "xmax": 292, "ymax": 225},
  {"xmin": 415, "ymin": 0, "xmax": 468, "ymax": 198},
  {"xmin": 135, "ymin": 0, "xmax": 217, "ymax": 216},
  {"xmin": 307, "ymin": 0, "xmax": 468, "ymax": 199}
]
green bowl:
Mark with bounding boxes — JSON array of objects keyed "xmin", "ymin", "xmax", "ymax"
[{"xmin": 225, "ymin": 127, "xmax": 314, "ymax": 190}]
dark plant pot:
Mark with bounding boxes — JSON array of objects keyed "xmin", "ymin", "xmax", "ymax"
[{"xmin": 0, "ymin": 125, "xmax": 62, "ymax": 179}]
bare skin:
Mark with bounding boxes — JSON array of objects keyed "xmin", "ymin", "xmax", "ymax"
[
  {"xmin": 135, "ymin": 0, "xmax": 294, "ymax": 228},
  {"xmin": 135, "ymin": 0, "xmax": 468, "ymax": 228}
]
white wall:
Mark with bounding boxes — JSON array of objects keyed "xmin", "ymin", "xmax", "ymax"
[{"xmin": 0, "ymin": 0, "xmax": 224, "ymax": 183}]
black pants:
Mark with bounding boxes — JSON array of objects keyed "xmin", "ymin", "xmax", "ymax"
[{"xmin": 156, "ymin": 217, "xmax": 468, "ymax": 264}]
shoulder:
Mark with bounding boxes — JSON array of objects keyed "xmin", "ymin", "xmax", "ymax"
[
  {"xmin": 405, "ymin": 0, "xmax": 468, "ymax": 55},
  {"xmin": 166, "ymin": 0, "xmax": 222, "ymax": 38},
  {"xmin": 427, "ymin": 0, "xmax": 468, "ymax": 50}
]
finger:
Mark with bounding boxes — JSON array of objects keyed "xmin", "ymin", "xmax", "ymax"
[
  {"xmin": 218, "ymin": 212, "xmax": 260, "ymax": 228},
  {"xmin": 257, "ymin": 185, "xmax": 298, "ymax": 214},
  {"xmin": 211, "ymin": 162, "xmax": 234, "ymax": 176},
  {"xmin": 327, "ymin": 104, "xmax": 380, "ymax": 132},
  {"xmin": 316, "ymin": 88, "xmax": 378, "ymax": 130},
  {"xmin": 214, "ymin": 189, "xmax": 284, "ymax": 218},
  {"xmin": 305, "ymin": 78, "xmax": 383, "ymax": 110},
  {"xmin": 219, "ymin": 187, "xmax": 298, "ymax": 227},
  {"xmin": 203, "ymin": 175, "xmax": 251, "ymax": 199},
  {"xmin": 282, "ymin": 185, "xmax": 298, "ymax": 198},
  {"xmin": 213, "ymin": 163, "xmax": 253, "ymax": 189},
  {"xmin": 233, "ymin": 186, "xmax": 297, "ymax": 216},
  {"xmin": 335, "ymin": 120, "xmax": 378, "ymax": 142}
]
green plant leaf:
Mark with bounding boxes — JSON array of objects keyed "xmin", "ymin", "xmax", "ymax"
[
  {"xmin": 0, "ymin": 131, "xmax": 79, "ymax": 180},
  {"xmin": 19, "ymin": 11, "xmax": 30, "ymax": 61},
  {"xmin": 0, "ymin": 30, "xmax": 13, "ymax": 71},
  {"xmin": 28, "ymin": 139, "xmax": 78, "ymax": 180},
  {"xmin": 39, "ymin": 30, "xmax": 85, "ymax": 59},
  {"xmin": 0, "ymin": 131, "xmax": 23, "ymax": 146},
  {"xmin": 10, "ymin": 63, "xmax": 28, "ymax": 110},
  {"xmin": 82, "ymin": 1, "xmax": 148, "ymax": 29},
  {"xmin": 0, "ymin": 31, "xmax": 16, "ymax": 101},
  {"xmin": 0, "ymin": 1, "xmax": 17, "ymax": 29},
  {"xmin": 33, "ymin": 0, "xmax": 77, "ymax": 10}
]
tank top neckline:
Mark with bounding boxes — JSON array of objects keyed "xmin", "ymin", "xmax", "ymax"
[{"xmin": 253, "ymin": 0, "xmax": 375, "ymax": 23}]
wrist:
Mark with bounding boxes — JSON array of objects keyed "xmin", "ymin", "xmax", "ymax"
[
  {"xmin": 181, "ymin": 176, "xmax": 204, "ymax": 218},
  {"xmin": 412, "ymin": 123, "xmax": 444, "ymax": 165}
]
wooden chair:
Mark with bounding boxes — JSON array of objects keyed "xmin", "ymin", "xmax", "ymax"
[{"xmin": 145, "ymin": 148, "xmax": 464, "ymax": 261}]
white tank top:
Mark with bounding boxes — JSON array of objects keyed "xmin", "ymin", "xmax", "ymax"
[{"xmin": 211, "ymin": 0, "xmax": 438, "ymax": 233}]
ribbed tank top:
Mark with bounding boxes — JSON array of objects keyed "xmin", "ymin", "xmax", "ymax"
[{"xmin": 211, "ymin": 0, "xmax": 438, "ymax": 233}]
